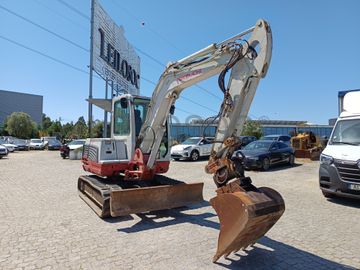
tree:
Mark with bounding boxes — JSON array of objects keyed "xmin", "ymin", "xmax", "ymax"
[
  {"xmin": 72, "ymin": 116, "xmax": 88, "ymax": 138},
  {"xmin": 241, "ymin": 120, "xmax": 263, "ymax": 139},
  {"xmin": 0, "ymin": 120, "xmax": 8, "ymax": 136},
  {"xmin": 5, "ymin": 112, "xmax": 38, "ymax": 138},
  {"xmin": 46, "ymin": 120, "xmax": 62, "ymax": 138},
  {"xmin": 92, "ymin": 120, "xmax": 104, "ymax": 138},
  {"xmin": 42, "ymin": 114, "xmax": 52, "ymax": 130},
  {"xmin": 61, "ymin": 122, "xmax": 74, "ymax": 139}
]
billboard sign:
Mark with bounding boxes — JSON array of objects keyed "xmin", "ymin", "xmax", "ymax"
[{"xmin": 93, "ymin": 0, "xmax": 140, "ymax": 95}]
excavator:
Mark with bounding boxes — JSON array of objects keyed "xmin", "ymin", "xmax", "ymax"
[{"xmin": 78, "ymin": 19, "xmax": 285, "ymax": 262}]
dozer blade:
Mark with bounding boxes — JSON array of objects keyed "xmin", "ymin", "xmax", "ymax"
[
  {"xmin": 78, "ymin": 175, "xmax": 204, "ymax": 218},
  {"xmin": 110, "ymin": 182, "xmax": 204, "ymax": 216},
  {"xmin": 78, "ymin": 175, "xmax": 112, "ymax": 218},
  {"xmin": 210, "ymin": 179, "xmax": 285, "ymax": 262}
]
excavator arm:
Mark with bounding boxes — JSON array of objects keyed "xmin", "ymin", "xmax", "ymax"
[{"xmin": 136, "ymin": 19, "xmax": 271, "ymax": 184}]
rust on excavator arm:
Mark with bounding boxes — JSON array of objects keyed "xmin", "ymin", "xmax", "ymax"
[{"xmin": 210, "ymin": 179, "xmax": 285, "ymax": 262}]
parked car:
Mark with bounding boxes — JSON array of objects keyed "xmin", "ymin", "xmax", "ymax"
[
  {"xmin": 236, "ymin": 140, "xmax": 295, "ymax": 171},
  {"xmin": 0, "ymin": 138, "xmax": 17, "ymax": 152},
  {"xmin": 170, "ymin": 137, "xmax": 214, "ymax": 161},
  {"xmin": 41, "ymin": 136, "xmax": 58, "ymax": 148},
  {"xmin": 260, "ymin": 134, "xmax": 291, "ymax": 146},
  {"xmin": 29, "ymin": 139, "xmax": 45, "ymax": 150},
  {"xmin": 0, "ymin": 145, "xmax": 8, "ymax": 158},
  {"xmin": 12, "ymin": 139, "xmax": 30, "ymax": 151},
  {"xmin": 2, "ymin": 136, "xmax": 16, "ymax": 144},
  {"xmin": 237, "ymin": 136, "xmax": 257, "ymax": 149},
  {"xmin": 47, "ymin": 139, "xmax": 62, "ymax": 150},
  {"xmin": 60, "ymin": 139, "xmax": 86, "ymax": 159}
]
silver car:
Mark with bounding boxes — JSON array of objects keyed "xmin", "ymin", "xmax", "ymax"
[
  {"xmin": 0, "ymin": 145, "xmax": 8, "ymax": 158},
  {"xmin": 29, "ymin": 139, "xmax": 45, "ymax": 150},
  {"xmin": 170, "ymin": 137, "xmax": 213, "ymax": 161}
]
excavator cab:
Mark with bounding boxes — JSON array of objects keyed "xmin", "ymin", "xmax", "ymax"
[{"xmin": 78, "ymin": 94, "xmax": 204, "ymax": 218}]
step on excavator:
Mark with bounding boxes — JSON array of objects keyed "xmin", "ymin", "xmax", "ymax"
[{"xmin": 78, "ymin": 19, "xmax": 285, "ymax": 262}]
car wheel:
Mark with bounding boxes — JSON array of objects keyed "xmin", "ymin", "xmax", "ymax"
[
  {"xmin": 261, "ymin": 158, "xmax": 270, "ymax": 171},
  {"xmin": 322, "ymin": 190, "xmax": 334, "ymax": 198},
  {"xmin": 190, "ymin": 150, "xmax": 199, "ymax": 161},
  {"xmin": 173, "ymin": 158, "xmax": 180, "ymax": 161},
  {"xmin": 288, "ymin": 154, "xmax": 295, "ymax": 165}
]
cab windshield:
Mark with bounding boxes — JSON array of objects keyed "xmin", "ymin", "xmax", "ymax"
[
  {"xmin": 181, "ymin": 138, "xmax": 201, "ymax": 145},
  {"xmin": 113, "ymin": 98, "xmax": 149, "ymax": 136},
  {"xmin": 113, "ymin": 100, "xmax": 130, "ymax": 136},
  {"xmin": 330, "ymin": 119, "xmax": 360, "ymax": 145}
]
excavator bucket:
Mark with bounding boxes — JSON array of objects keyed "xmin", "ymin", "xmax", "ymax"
[
  {"xmin": 210, "ymin": 179, "xmax": 285, "ymax": 262},
  {"xmin": 78, "ymin": 175, "xmax": 204, "ymax": 218}
]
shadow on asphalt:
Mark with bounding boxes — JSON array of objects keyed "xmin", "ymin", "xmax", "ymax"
[
  {"xmin": 115, "ymin": 201, "xmax": 356, "ymax": 269},
  {"xmin": 214, "ymin": 237, "xmax": 356, "ymax": 270},
  {"xmin": 116, "ymin": 200, "xmax": 219, "ymax": 233},
  {"xmin": 171, "ymin": 156, "xmax": 209, "ymax": 162},
  {"xmin": 327, "ymin": 197, "xmax": 360, "ymax": 209}
]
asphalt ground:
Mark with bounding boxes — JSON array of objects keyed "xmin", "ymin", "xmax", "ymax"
[{"xmin": 0, "ymin": 151, "xmax": 359, "ymax": 270}]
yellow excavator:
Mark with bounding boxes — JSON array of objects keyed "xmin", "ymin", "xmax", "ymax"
[{"xmin": 78, "ymin": 19, "xmax": 285, "ymax": 262}]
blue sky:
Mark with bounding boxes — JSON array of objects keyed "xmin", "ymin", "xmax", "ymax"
[{"xmin": 1, "ymin": 0, "xmax": 360, "ymax": 125}]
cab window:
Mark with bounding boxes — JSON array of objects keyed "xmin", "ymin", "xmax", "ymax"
[
  {"xmin": 133, "ymin": 98, "xmax": 149, "ymax": 136},
  {"xmin": 113, "ymin": 100, "xmax": 130, "ymax": 136}
]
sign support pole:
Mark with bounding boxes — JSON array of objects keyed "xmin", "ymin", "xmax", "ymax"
[
  {"xmin": 103, "ymin": 78, "xmax": 108, "ymax": 138},
  {"xmin": 88, "ymin": 0, "xmax": 95, "ymax": 137}
]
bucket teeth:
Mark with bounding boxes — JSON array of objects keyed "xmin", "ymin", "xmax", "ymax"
[{"xmin": 210, "ymin": 179, "xmax": 285, "ymax": 262}]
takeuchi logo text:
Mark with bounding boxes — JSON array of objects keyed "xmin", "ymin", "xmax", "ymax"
[{"xmin": 177, "ymin": 69, "xmax": 202, "ymax": 83}]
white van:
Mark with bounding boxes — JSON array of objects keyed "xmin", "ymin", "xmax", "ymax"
[{"xmin": 319, "ymin": 91, "xmax": 360, "ymax": 199}]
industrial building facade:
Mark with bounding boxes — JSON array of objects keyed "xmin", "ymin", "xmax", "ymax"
[
  {"xmin": 170, "ymin": 120, "xmax": 334, "ymax": 142},
  {"xmin": 0, "ymin": 90, "xmax": 43, "ymax": 126}
]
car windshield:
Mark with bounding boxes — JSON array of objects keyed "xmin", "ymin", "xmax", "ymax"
[
  {"xmin": 31, "ymin": 139, "xmax": 42, "ymax": 143},
  {"xmin": 0, "ymin": 139, "xmax": 6, "ymax": 144},
  {"xmin": 69, "ymin": 140, "xmax": 85, "ymax": 145},
  {"xmin": 181, "ymin": 138, "xmax": 201, "ymax": 145},
  {"xmin": 244, "ymin": 141, "xmax": 272, "ymax": 151},
  {"xmin": 330, "ymin": 119, "xmax": 360, "ymax": 145},
  {"xmin": 49, "ymin": 139, "xmax": 60, "ymax": 144},
  {"xmin": 261, "ymin": 136, "xmax": 278, "ymax": 141},
  {"xmin": 14, "ymin": 139, "xmax": 26, "ymax": 144}
]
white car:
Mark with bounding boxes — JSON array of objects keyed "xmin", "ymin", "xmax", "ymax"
[
  {"xmin": 0, "ymin": 138, "xmax": 17, "ymax": 152},
  {"xmin": 60, "ymin": 139, "xmax": 86, "ymax": 159},
  {"xmin": 29, "ymin": 139, "xmax": 45, "ymax": 150},
  {"xmin": 0, "ymin": 145, "xmax": 8, "ymax": 158},
  {"xmin": 170, "ymin": 137, "xmax": 214, "ymax": 161}
]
